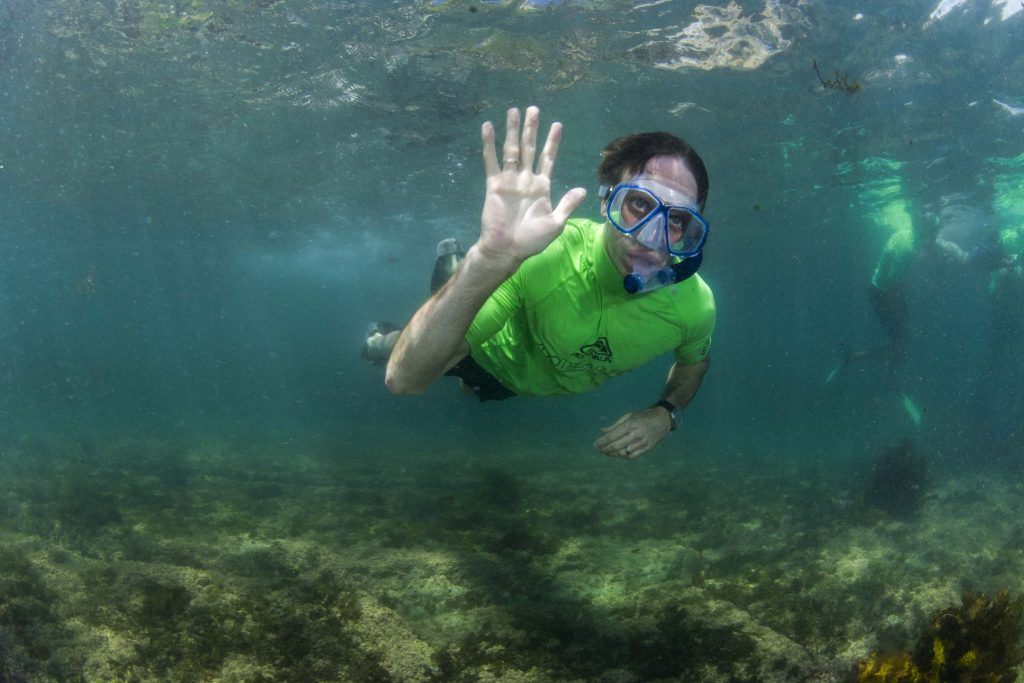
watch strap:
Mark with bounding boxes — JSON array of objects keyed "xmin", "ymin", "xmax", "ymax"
[{"xmin": 653, "ymin": 399, "xmax": 679, "ymax": 431}]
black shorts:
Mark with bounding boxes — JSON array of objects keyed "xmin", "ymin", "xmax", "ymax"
[{"xmin": 444, "ymin": 355, "xmax": 516, "ymax": 402}]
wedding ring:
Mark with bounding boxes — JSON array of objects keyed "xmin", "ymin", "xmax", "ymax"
[
  {"xmin": 504, "ymin": 158, "xmax": 519, "ymax": 165},
  {"xmin": 625, "ymin": 445, "xmax": 632, "ymax": 455}
]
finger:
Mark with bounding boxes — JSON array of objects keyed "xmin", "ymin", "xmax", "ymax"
[
  {"xmin": 537, "ymin": 120, "xmax": 563, "ymax": 178},
  {"xmin": 519, "ymin": 105, "xmax": 540, "ymax": 171},
  {"xmin": 502, "ymin": 107, "xmax": 521, "ymax": 166},
  {"xmin": 593, "ymin": 432, "xmax": 618, "ymax": 450},
  {"xmin": 595, "ymin": 430, "xmax": 628, "ymax": 450},
  {"xmin": 594, "ymin": 437, "xmax": 624, "ymax": 455},
  {"xmin": 594, "ymin": 429, "xmax": 631, "ymax": 452},
  {"xmin": 602, "ymin": 440, "xmax": 646, "ymax": 460},
  {"xmin": 552, "ymin": 188, "xmax": 587, "ymax": 225},
  {"xmin": 625, "ymin": 444, "xmax": 647, "ymax": 459},
  {"xmin": 600, "ymin": 413, "xmax": 632, "ymax": 434},
  {"xmin": 481, "ymin": 121, "xmax": 499, "ymax": 177}
]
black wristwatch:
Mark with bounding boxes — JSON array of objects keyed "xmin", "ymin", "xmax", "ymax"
[{"xmin": 653, "ymin": 400, "xmax": 679, "ymax": 431}]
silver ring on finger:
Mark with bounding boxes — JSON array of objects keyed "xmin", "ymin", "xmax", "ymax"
[
  {"xmin": 625, "ymin": 445, "xmax": 632, "ymax": 455},
  {"xmin": 505, "ymin": 158, "xmax": 519, "ymax": 166}
]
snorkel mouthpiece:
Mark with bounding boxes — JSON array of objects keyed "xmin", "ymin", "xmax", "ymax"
[
  {"xmin": 623, "ymin": 267, "xmax": 675, "ymax": 294},
  {"xmin": 623, "ymin": 252, "xmax": 703, "ymax": 294}
]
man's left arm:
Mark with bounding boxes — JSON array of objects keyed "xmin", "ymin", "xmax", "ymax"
[{"xmin": 593, "ymin": 356, "xmax": 710, "ymax": 460}]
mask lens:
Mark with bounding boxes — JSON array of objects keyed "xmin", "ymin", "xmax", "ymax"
[
  {"xmin": 624, "ymin": 189, "xmax": 658, "ymax": 223},
  {"xmin": 609, "ymin": 187, "xmax": 660, "ymax": 232},
  {"xmin": 668, "ymin": 209, "xmax": 706, "ymax": 255}
]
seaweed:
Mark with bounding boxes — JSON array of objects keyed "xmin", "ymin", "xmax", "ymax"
[
  {"xmin": 0, "ymin": 627, "xmax": 34, "ymax": 683},
  {"xmin": 0, "ymin": 549, "xmax": 77, "ymax": 679},
  {"xmin": 433, "ymin": 596, "xmax": 758, "ymax": 682},
  {"xmin": 857, "ymin": 590, "xmax": 1024, "ymax": 682},
  {"xmin": 814, "ymin": 59, "xmax": 863, "ymax": 95}
]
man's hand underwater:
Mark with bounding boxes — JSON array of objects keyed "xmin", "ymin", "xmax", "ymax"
[
  {"xmin": 476, "ymin": 106, "xmax": 587, "ymax": 271},
  {"xmin": 593, "ymin": 407, "xmax": 673, "ymax": 460}
]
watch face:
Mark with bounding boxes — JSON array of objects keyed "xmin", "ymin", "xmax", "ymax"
[{"xmin": 655, "ymin": 401, "xmax": 678, "ymax": 430}]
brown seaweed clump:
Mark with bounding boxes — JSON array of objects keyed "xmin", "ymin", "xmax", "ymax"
[
  {"xmin": 813, "ymin": 59, "xmax": 863, "ymax": 95},
  {"xmin": 857, "ymin": 590, "xmax": 1024, "ymax": 682}
]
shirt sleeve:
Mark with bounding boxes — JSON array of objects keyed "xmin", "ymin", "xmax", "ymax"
[
  {"xmin": 674, "ymin": 279, "xmax": 716, "ymax": 365},
  {"xmin": 465, "ymin": 272, "xmax": 523, "ymax": 348}
]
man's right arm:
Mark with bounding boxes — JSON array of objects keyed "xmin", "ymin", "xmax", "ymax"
[
  {"xmin": 384, "ymin": 105, "xmax": 586, "ymax": 395},
  {"xmin": 385, "ymin": 246, "xmax": 517, "ymax": 395}
]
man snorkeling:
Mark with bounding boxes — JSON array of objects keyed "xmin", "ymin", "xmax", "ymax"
[
  {"xmin": 830, "ymin": 163, "xmax": 1024, "ymax": 428},
  {"xmin": 362, "ymin": 106, "xmax": 716, "ymax": 460}
]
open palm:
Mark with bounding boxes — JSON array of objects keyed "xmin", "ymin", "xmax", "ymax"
[{"xmin": 477, "ymin": 107, "xmax": 587, "ymax": 267}]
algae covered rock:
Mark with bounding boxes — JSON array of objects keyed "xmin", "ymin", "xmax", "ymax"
[
  {"xmin": 347, "ymin": 594, "xmax": 436, "ymax": 682},
  {"xmin": 857, "ymin": 589, "xmax": 1024, "ymax": 682}
]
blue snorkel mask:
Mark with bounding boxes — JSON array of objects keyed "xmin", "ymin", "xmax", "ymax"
[{"xmin": 600, "ymin": 176, "xmax": 710, "ymax": 294}]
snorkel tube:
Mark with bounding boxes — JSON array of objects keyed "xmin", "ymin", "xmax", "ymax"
[{"xmin": 623, "ymin": 252, "xmax": 703, "ymax": 294}]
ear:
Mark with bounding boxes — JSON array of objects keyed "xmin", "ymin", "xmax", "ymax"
[{"xmin": 597, "ymin": 184, "xmax": 611, "ymax": 220}]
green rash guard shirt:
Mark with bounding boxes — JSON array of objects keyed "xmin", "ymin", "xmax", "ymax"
[{"xmin": 464, "ymin": 217, "xmax": 716, "ymax": 397}]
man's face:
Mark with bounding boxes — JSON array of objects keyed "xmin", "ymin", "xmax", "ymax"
[{"xmin": 602, "ymin": 155, "xmax": 701, "ymax": 277}]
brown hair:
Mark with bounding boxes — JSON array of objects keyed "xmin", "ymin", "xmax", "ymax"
[{"xmin": 598, "ymin": 132, "xmax": 709, "ymax": 210}]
